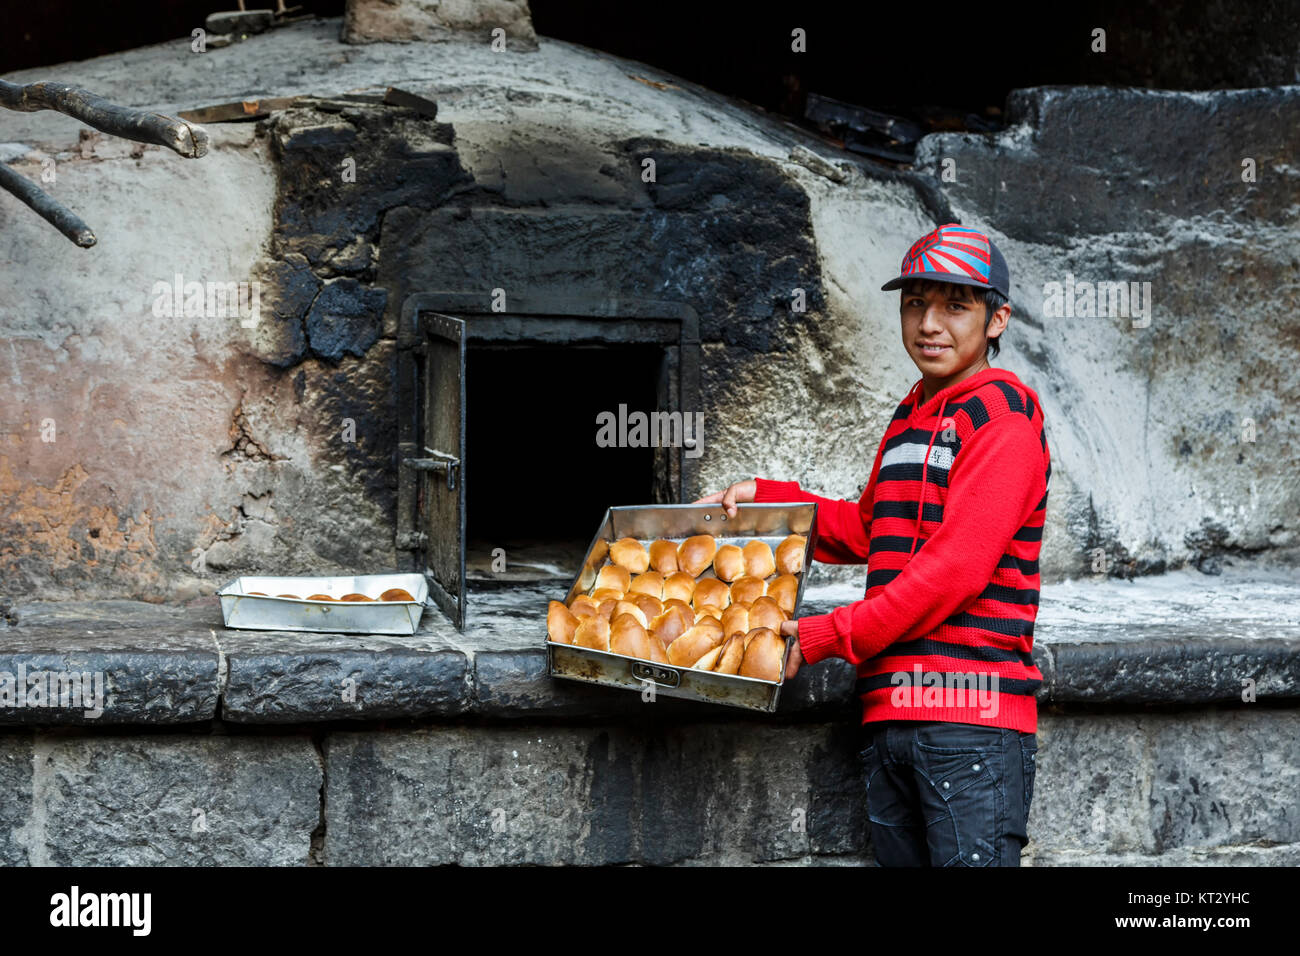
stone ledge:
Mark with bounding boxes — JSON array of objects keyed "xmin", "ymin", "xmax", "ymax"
[{"xmin": 1, "ymin": 596, "xmax": 1297, "ymax": 725}]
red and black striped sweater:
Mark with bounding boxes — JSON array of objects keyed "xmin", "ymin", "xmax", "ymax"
[{"xmin": 754, "ymin": 367, "xmax": 1051, "ymax": 734}]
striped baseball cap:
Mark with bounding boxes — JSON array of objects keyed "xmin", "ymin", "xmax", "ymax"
[{"xmin": 881, "ymin": 223, "xmax": 1009, "ymax": 298}]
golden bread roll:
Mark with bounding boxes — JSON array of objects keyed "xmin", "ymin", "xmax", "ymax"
[
  {"xmin": 577, "ymin": 561, "xmax": 598, "ymax": 592},
  {"xmin": 276, "ymin": 594, "xmax": 300, "ymax": 599},
  {"xmin": 573, "ymin": 615, "xmax": 611, "ymax": 651},
  {"xmin": 628, "ymin": 571, "xmax": 664, "ymax": 599},
  {"xmin": 712, "ymin": 544, "xmax": 745, "ymax": 582},
  {"xmin": 692, "ymin": 644, "xmax": 725, "ymax": 670},
  {"xmin": 694, "ymin": 604, "xmax": 723, "ymax": 622},
  {"xmin": 663, "ymin": 597, "xmax": 691, "ymax": 611},
  {"xmin": 721, "ymin": 604, "xmax": 750, "ymax": 642},
  {"xmin": 379, "ymin": 588, "xmax": 416, "ymax": 602},
  {"xmin": 667, "ymin": 624, "xmax": 722, "ymax": 667},
  {"xmin": 663, "ymin": 572, "xmax": 697, "ymax": 604},
  {"xmin": 677, "ymin": 534, "xmax": 718, "ymax": 577},
  {"xmin": 630, "ymin": 592, "xmax": 664, "ymax": 621},
  {"xmin": 739, "ymin": 627, "xmax": 786, "ymax": 681},
  {"xmin": 748, "ymin": 595, "xmax": 785, "ymax": 632},
  {"xmin": 341, "ymin": 593, "xmax": 372, "ymax": 602},
  {"xmin": 715, "ymin": 633, "xmax": 745, "ymax": 675},
  {"xmin": 610, "ymin": 537, "xmax": 650, "ymax": 573},
  {"xmin": 569, "ymin": 595, "xmax": 600, "ymax": 618},
  {"xmin": 742, "ymin": 539, "xmax": 776, "ymax": 579},
  {"xmin": 692, "ymin": 577, "xmax": 731, "ymax": 610},
  {"xmin": 547, "ymin": 600, "xmax": 580, "ymax": 644},
  {"xmin": 652, "ymin": 603, "xmax": 696, "ymax": 646},
  {"xmin": 248, "ymin": 591, "xmax": 268, "ymax": 596},
  {"xmin": 610, "ymin": 613, "xmax": 653, "ymax": 659},
  {"xmin": 590, "ymin": 586, "xmax": 625, "ymax": 602},
  {"xmin": 595, "ymin": 564, "xmax": 631, "ymax": 593},
  {"xmin": 647, "ymin": 633, "xmax": 670, "ymax": 664},
  {"xmin": 775, "ymin": 534, "xmax": 807, "ymax": 575},
  {"xmin": 692, "ymin": 616, "xmax": 724, "ymax": 642},
  {"xmin": 594, "ymin": 597, "xmax": 619, "ymax": 620},
  {"xmin": 648, "ymin": 539, "xmax": 679, "ymax": 573},
  {"xmin": 614, "ymin": 600, "xmax": 648, "ymax": 628},
  {"xmin": 767, "ymin": 573, "xmax": 798, "ymax": 616},
  {"xmin": 306, "ymin": 594, "xmax": 336, "ymax": 601},
  {"xmin": 729, "ymin": 575, "xmax": 766, "ymax": 606}
]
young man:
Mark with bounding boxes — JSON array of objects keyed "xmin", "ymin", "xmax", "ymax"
[{"xmin": 697, "ymin": 223, "xmax": 1051, "ymax": 866}]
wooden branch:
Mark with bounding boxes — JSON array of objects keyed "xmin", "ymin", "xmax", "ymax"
[
  {"xmin": 0, "ymin": 80, "xmax": 209, "ymax": 158},
  {"xmin": 0, "ymin": 162, "xmax": 96, "ymax": 247}
]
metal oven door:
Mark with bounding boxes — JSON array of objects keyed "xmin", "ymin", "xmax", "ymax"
[{"xmin": 397, "ymin": 308, "xmax": 466, "ymax": 629}]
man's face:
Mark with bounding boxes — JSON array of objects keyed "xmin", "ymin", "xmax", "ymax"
[{"xmin": 899, "ymin": 281, "xmax": 995, "ymax": 381}]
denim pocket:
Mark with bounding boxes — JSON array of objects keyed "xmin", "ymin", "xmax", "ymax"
[{"xmin": 916, "ymin": 740, "xmax": 998, "ymax": 866}]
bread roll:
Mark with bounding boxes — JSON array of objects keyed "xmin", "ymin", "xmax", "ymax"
[
  {"xmin": 647, "ymin": 633, "xmax": 670, "ymax": 664},
  {"xmin": 610, "ymin": 613, "xmax": 653, "ymax": 660},
  {"xmin": 614, "ymin": 600, "xmax": 648, "ymax": 628},
  {"xmin": 547, "ymin": 600, "xmax": 580, "ymax": 644},
  {"xmin": 648, "ymin": 539, "xmax": 679, "ymax": 574},
  {"xmin": 739, "ymin": 627, "xmax": 785, "ymax": 681},
  {"xmin": 729, "ymin": 575, "xmax": 766, "ymax": 606},
  {"xmin": 692, "ymin": 616, "xmax": 724, "ymax": 642},
  {"xmin": 628, "ymin": 571, "xmax": 664, "ymax": 599},
  {"xmin": 775, "ymin": 534, "xmax": 807, "ymax": 574},
  {"xmin": 379, "ymin": 588, "xmax": 415, "ymax": 602},
  {"xmin": 667, "ymin": 624, "xmax": 722, "ymax": 667},
  {"xmin": 573, "ymin": 615, "xmax": 611, "ymax": 651},
  {"xmin": 663, "ymin": 571, "xmax": 697, "ymax": 603},
  {"xmin": 694, "ymin": 604, "xmax": 723, "ymax": 622},
  {"xmin": 610, "ymin": 537, "xmax": 650, "ymax": 573},
  {"xmin": 569, "ymin": 595, "xmax": 600, "ymax": 618},
  {"xmin": 595, "ymin": 564, "xmax": 631, "ymax": 593},
  {"xmin": 767, "ymin": 573, "xmax": 798, "ymax": 616},
  {"xmin": 742, "ymin": 539, "xmax": 776, "ymax": 578},
  {"xmin": 720, "ymin": 604, "xmax": 750, "ymax": 642},
  {"xmin": 712, "ymin": 544, "xmax": 745, "ymax": 582},
  {"xmin": 577, "ymin": 560, "xmax": 598, "ymax": 592},
  {"xmin": 593, "ymin": 596, "xmax": 619, "ymax": 620},
  {"xmin": 306, "ymin": 594, "xmax": 335, "ymax": 601},
  {"xmin": 630, "ymin": 592, "xmax": 664, "ymax": 621},
  {"xmin": 591, "ymin": 586, "xmax": 624, "ymax": 602},
  {"xmin": 341, "ymin": 593, "xmax": 372, "ymax": 602},
  {"xmin": 692, "ymin": 644, "xmax": 725, "ymax": 670},
  {"xmin": 677, "ymin": 534, "xmax": 717, "ymax": 577},
  {"xmin": 692, "ymin": 577, "xmax": 731, "ymax": 610},
  {"xmin": 748, "ymin": 595, "xmax": 785, "ymax": 632},
  {"xmin": 650, "ymin": 604, "xmax": 693, "ymax": 647},
  {"xmin": 715, "ymin": 633, "xmax": 745, "ymax": 675}
]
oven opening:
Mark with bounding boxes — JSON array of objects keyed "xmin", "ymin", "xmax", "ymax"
[{"xmin": 465, "ymin": 342, "xmax": 667, "ymax": 584}]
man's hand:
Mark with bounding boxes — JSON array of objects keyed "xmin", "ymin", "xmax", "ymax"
[
  {"xmin": 780, "ymin": 618, "xmax": 802, "ymax": 679},
  {"xmin": 692, "ymin": 479, "xmax": 757, "ymax": 518}
]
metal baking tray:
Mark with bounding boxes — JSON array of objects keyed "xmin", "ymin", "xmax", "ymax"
[
  {"xmin": 217, "ymin": 573, "xmax": 431, "ymax": 635},
  {"xmin": 548, "ymin": 502, "xmax": 819, "ymax": 712}
]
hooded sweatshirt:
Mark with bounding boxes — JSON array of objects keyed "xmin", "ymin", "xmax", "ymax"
[{"xmin": 753, "ymin": 367, "xmax": 1051, "ymax": 734}]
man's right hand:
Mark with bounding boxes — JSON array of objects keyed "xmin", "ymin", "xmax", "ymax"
[{"xmin": 692, "ymin": 479, "xmax": 757, "ymax": 518}]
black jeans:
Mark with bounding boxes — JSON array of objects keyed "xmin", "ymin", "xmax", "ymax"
[{"xmin": 858, "ymin": 720, "xmax": 1037, "ymax": 866}]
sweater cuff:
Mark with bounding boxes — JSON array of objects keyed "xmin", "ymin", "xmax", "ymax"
[
  {"xmin": 753, "ymin": 477, "xmax": 803, "ymax": 502},
  {"xmin": 793, "ymin": 612, "xmax": 841, "ymax": 666}
]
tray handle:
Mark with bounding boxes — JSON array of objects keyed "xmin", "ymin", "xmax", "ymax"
[{"xmin": 630, "ymin": 661, "xmax": 681, "ymax": 688}]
